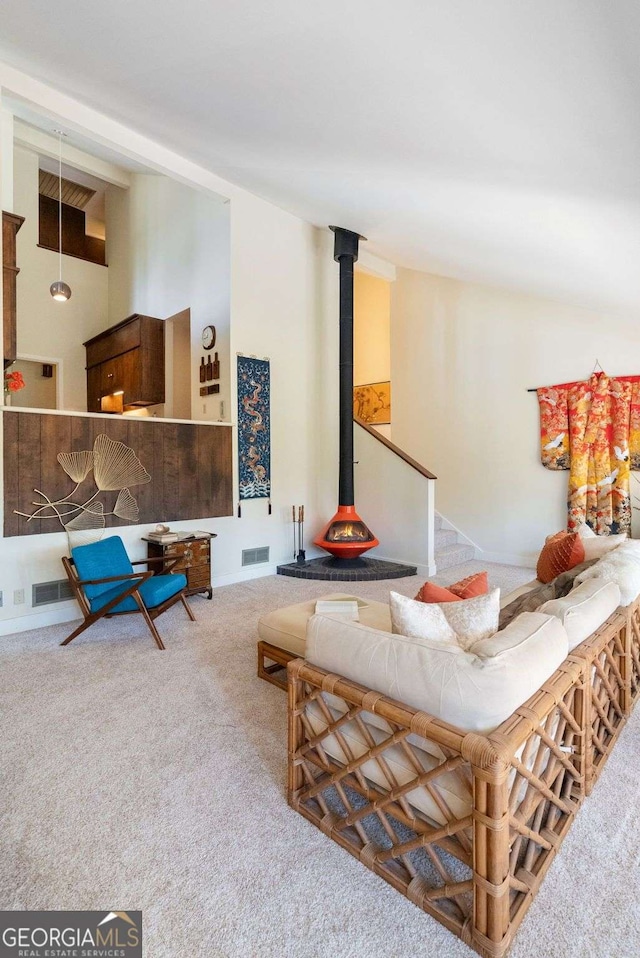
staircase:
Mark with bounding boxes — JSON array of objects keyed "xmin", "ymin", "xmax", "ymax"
[{"xmin": 434, "ymin": 512, "xmax": 475, "ymax": 571}]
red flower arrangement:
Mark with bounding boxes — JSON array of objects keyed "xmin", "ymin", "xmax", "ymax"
[{"xmin": 4, "ymin": 370, "xmax": 25, "ymax": 393}]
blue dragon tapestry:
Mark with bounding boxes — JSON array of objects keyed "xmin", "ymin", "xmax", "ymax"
[{"xmin": 237, "ymin": 356, "xmax": 271, "ymax": 500}]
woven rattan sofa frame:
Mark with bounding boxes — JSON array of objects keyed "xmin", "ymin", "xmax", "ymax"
[
  {"xmin": 287, "ymin": 603, "xmax": 635, "ymax": 958},
  {"xmin": 258, "ymin": 640, "xmax": 296, "ymax": 688}
]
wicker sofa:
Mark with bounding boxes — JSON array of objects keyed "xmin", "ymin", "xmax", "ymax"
[{"xmin": 264, "ymin": 563, "xmax": 640, "ymax": 957}]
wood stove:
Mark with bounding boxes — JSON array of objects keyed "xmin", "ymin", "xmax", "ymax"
[
  {"xmin": 314, "ymin": 227, "xmax": 380, "ymax": 562},
  {"xmin": 276, "ymin": 226, "xmax": 416, "ymax": 581}
]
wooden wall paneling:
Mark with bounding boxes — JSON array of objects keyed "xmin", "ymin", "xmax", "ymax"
[
  {"xmin": 151, "ymin": 421, "xmax": 165, "ymax": 522},
  {"xmin": 92, "ymin": 416, "xmax": 129, "ymax": 522},
  {"xmin": 69, "ymin": 414, "xmax": 97, "ymax": 519},
  {"xmin": 162, "ymin": 423, "xmax": 180, "ymax": 523},
  {"xmin": 127, "ymin": 418, "xmax": 155, "ymax": 526},
  {"xmin": 70, "ymin": 412, "xmax": 93, "ymax": 457},
  {"xmin": 39, "ymin": 414, "xmax": 73, "ymax": 532},
  {"xmin": 3, "ymin": 413, "xmax": 234, "ymax": 536},
  {"xmin": 196, "ymin": 422, "xmax": 213, "ymax": 518},
  {"xmin": 178, "ymin": 423, "xmax": 198, "ymax": 519},
  {"xmin": 198, "ymin": 427, "xmax": 233, "ymax": 516},
  {"xmin": 17, "ymin": 413, "xmax": 42, "ymax": 535},
  {"xmin": 218, "ymin": 427, "xmax": 233, "ymax": 516},
  {"xmin": 3, "ymin": 412, "xmax": 20, "ymax": 537}
]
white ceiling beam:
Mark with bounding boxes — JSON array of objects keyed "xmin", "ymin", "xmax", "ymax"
[{"xmin": 13, "ymin": 118, "xmax": 131, "ymax": 189}]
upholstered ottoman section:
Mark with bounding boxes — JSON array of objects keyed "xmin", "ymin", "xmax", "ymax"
[{"xmin": 257, "ymin": 593, "xmax": 391, "ymax": 689}]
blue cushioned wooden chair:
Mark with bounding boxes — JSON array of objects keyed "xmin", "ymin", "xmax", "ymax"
[{"xmin": 61, "ymin": 535, "xmax": 195, "ymax": 649}]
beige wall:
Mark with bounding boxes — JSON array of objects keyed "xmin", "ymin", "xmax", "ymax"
[
  {"xmin": 354, "ymin": 270, "xmax": 392, "ymax": 439},
  {"xmin": 9, "ymin": 358, "xmax": 57, "ymax": 409},
  {"xmin": 13, "ymin": 146, "xmax": 109, "ymax": 411},
  {"xmin": 391, "ymin": 268, "xmax": 640, "ymax": 565},
  {"xmin": 354, "ymin": 271, "xmax": 391, "ymax": 386},
  {"xmin": 105, "ymin": 174, "xmax": 230, "ymax": 423}
]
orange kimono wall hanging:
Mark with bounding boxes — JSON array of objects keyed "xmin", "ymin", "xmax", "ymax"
[{"xmin": 538, "ymin": 371, "xmax": 640, "ymax": 535}]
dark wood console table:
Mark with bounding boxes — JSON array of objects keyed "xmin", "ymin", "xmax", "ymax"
[{"xmin": 143, "ymin": 532, "xmax": 216, "ymax": 600}]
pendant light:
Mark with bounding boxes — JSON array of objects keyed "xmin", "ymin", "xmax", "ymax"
[{"xmin": 49, "ymin": 130, "xmax": 71, "ymax": 302}]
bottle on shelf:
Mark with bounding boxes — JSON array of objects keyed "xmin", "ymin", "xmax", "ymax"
[
  {"xmin": 213, "ymin": 352, "xmax": 220, "ymax": 380},
  {"xmin": 199, "ymin": 357, "xmax": 206, "ymax": 383}
]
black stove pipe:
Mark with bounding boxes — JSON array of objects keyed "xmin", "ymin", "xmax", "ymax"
[{"xmin": 330, "ymin": 226, "xmax": 365, "ymax": 507}]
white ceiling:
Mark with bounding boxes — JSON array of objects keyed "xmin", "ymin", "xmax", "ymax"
[{"xmin": 2, "ymin": 0, "xmax": 640, "ymax": 309}]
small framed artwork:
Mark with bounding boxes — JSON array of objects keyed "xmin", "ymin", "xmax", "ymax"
[{"xmin": 353, "ymin": 381, "xmax": 391, "ymax": 424}]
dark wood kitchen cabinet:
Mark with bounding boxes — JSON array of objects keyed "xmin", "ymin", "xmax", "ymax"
[{"xmin": 84, "ymin": 313, "xmax": 165, "ymax": 412}]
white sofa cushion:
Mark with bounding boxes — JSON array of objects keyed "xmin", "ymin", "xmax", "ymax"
[
  {"xmin": 538, "ymin": 579, "xmax": 621, "ymax": 650},
  {"xmin": 577, "ymin": 523, "xmax": 627, "ymax": 561},
  {"xmin": 390, "ymin": 588, "xmax": 500, "ymax": 651},
  {"xmin": 257, "ymin": 593, "xmax": 391, "ymax": 657},
  {"xmin": 575, "ymin": 540, "xmax": 640, "ymax": 606},
  {"xmin": 306, "ymin": 611, "xmax": 569, "ymax": 734}
]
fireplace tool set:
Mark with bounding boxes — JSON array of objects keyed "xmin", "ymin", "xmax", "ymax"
[{"xmin": 292, "ymin": 505, "xmax": 306, "ymax": 564}]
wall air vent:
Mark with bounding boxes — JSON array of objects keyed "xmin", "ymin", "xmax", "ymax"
[
  {"xmin": 32, "ymin": 579, "xmax": 74, "ymax": 607},
  {"xmin": 242, "ymin": 547, "xmax": 270, "ymax": 567}
]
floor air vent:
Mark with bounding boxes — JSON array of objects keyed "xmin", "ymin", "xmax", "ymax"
[
  {"xmin": 242, "ymin": 546, "xmax": 270, "ymax": 567},
  {"xmin": 32, "ymin": 579, "xmax": 74, "ymax": 607}
]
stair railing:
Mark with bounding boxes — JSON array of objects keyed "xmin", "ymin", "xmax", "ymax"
[{"xmin": 353, "ymin": 416, "xmax": 437, "ymax": 574}]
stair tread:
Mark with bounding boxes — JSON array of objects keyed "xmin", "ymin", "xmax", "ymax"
[
  {"xmin": 434, "ymin": 542, "xmax": 475, "ymax": 572},
  {"xmin": 435, "ymin": 544, "xmax": 475, "ymax": 558},
  {"xmin": 434, "ymin": 529, "xmax": 457, "ymax": 546}
]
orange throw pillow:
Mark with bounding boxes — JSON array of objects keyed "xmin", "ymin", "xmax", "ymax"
[
  {"xmin": 536, "ymin": 532, "xmax": 585, "ymax": 584},
  {"xmin": 415, "ymin": 571, "xmax": 489, "ymax": 603},
  {"xmin": 448, "ymin": 571, "xmax": 488, "ymax": 599},
  {"xmin": 414, "ymin": 581, "xmax": 460, "ymax": 603}
]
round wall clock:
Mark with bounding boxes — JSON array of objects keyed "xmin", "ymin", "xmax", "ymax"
[{"xmin": 202, "ymin": 325, "xmax": 216, "ymax": 350}]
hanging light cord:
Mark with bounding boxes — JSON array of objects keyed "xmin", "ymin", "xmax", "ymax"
[{"xmin": 58, "ymin": 131, "xmax": 63, "ymax": 279}]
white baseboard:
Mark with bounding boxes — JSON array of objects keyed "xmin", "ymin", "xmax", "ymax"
[
  {"xmin": 0, "ymin": 602, "xmax": 79, "ymax": 637},
  {"xmin": 475, "ymin": 550, "xmax": 537, "ymax": 569},
  {"xmin": 212, "ymin": 563, "xmax": 278, "ymax": 586},
  {"xmin": 0, "ymin": 565, "xmax": 281, "ymax": 636},
  {"xmin": 0, "ymin": 554, "xmax": 443, "ymax": 637}
]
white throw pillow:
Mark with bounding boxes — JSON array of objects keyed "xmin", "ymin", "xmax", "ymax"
[
  {"xmin": 390, "ymin": 589, "xmax": 500, "ymax": 651},
  {"xmin": 575, "ymin": 542, "xmax": 640, "ymax": 606},
  {"xmin": 577, "ymin": 523, "xmax": 627, "ymax": 561},
  {"xmin": 389, "ymin": 591, "xmax": 457, "ymax": 644},
  {"xmin": 539, "ymin": 579, "xmax": 621, "ymax": 650},
  {"xmin": 441, "ymin": 589, "xmax": 501, "ymax": 650}
]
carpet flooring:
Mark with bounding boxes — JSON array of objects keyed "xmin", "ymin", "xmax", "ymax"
[{"xmin": 2, "ymin": 560, "xmax": 639, "ymax": 958}]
